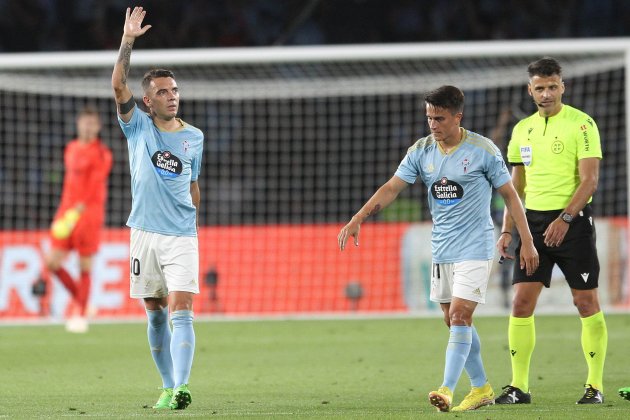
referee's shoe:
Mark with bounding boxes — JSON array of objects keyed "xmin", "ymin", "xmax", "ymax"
[
  {"xmin": 577, "ymin": 384, "xmax": 603, "ymax": 404},
  {"xmin": 494, "ymin": 385, "xmax": 531, "ymax": 404}
]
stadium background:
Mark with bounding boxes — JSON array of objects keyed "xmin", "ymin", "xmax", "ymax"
[{"xmin": 1, "ymin": 0, "xmax": 629, "ymax": 320}]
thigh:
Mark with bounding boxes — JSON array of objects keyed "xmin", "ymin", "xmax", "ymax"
[
  {"xmin": 129, "ymin": 228, "xmax": 168, "ymax": 299},
  {"xmin": 451, "ymin": 260, "xmax": 492, "ymax": 304},
  {"xmin": 73, "ymin": 219, "xmax": 101, "ymax": 257},
  {"xmin": 158, "ymin": 234, "xmax": 200, "ymax": 295},
  {"xmin": 430, "ymin": 262, "xmax": 454, "ymax": 304},
  {"xmin": 513, "ymin": 212, "xmax": 555, "ymax": 287},
  {"xmin": 555, "ymin": 234, "xmax": 600, "ymax": 290}
]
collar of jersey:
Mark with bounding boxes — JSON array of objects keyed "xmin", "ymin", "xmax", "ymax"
[
  {"xmin": 154, "ymin": 118, "xmax": 186, "ymax": 132},
  {"xmin": 437, "ymin": 127, "xmax": 467, "ymax": 155}
]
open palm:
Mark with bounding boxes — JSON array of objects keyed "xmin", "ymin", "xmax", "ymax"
[{"xmin": 123, "ymin": 7, "xmax": 152, "ymax": 38}]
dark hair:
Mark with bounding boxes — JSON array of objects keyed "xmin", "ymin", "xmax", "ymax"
[
  {"xmin": 141, "ymin": 68, "xmax": 176, "ymax": 92},
  {"xmin": 424, "ymin": 85, "xmax": 464, "ymax": 114},
  {"xmin": 527, "ymin": 57, "xmax": 562, "ymax": 78}
]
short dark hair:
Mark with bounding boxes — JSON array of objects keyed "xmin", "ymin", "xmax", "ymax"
[
  {"xmin": 141, "ymin": 68, "xmax": 176, "ymax": 92},
  {"xmin": 424, "ymin": 85, "xmax": 464, "ymax": 114},
  {"xmin": 527, "ymin": 57, "xmax": 562, "ymax": 78}
]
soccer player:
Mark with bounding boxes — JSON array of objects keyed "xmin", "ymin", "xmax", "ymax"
[
  {"xmin": 111, "ymin": 7, "xmax": 204, "ymax": 410},
  {"xmin": 45, "ymin": 106, "xmax": 112, "ymax": 333},
  {"xmin": 338, "ymin": 85, "xmax": 539, "ymax": 412},
  {"xmin": 495, "ymin": 57, "xmax": 607, "ymax": 405}
]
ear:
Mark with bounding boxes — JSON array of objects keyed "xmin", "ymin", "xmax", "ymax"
[
  {"xmin": 143, "ymin": 95, "xmax": 150, "ymax": 108},
  {"xmin": 527, "ymin": 83, "xmax": 533, "ymax": 97}
]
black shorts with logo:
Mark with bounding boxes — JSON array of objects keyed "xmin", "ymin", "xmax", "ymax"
[{"xmin": 513, "ymin": 204, "xmax": 599, "ymax": 290}]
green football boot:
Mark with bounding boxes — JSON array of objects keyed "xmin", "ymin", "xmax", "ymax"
[
  {"xmin": 169, "ymin": 384, "xmax": 192, "ymax": 410},
  {"xmin": 152, "ymin": 388, "xmax": 173, "ymax": 409}
]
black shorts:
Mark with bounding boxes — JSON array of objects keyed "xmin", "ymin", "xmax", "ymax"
[{"xmin": 513, "ymin": 205, "xmax": 600, "ymax": 290}]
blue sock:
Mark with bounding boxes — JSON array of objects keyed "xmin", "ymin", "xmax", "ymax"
[
  {"xmin": 146, "ymin": 307, "xmax": 174, "ymax": 389},
  {"xmin": 442, "ymin": 325, "xmax": 472, "ymax": 391},
  {"xmin": 171, "ymin": 310, "xmax": 195, "ymax": 387},
  {"xmin": 464, "ymin": 325, "xmax": 487, "ymax": 387}
]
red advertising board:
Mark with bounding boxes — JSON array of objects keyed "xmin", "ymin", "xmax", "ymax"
[{"xmin": 0, "ymin": 224, "xmax": 408, "ymax": 319}]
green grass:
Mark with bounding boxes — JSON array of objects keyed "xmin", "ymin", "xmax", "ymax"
[{"xmin": 1, "ymin": 314, "xmax": 629, "ymax": 418}]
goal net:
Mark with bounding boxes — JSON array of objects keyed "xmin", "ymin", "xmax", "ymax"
[{"xmin": 1, "ymin": 39, "xmax": 629, "ymax": 319}]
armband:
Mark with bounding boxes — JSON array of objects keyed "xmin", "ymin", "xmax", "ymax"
[{"xmin": 118, "ymin": 96, "xmax": 136, "ymax": 114}]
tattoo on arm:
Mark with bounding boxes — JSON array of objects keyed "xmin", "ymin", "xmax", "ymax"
[
  {"xmin": 366, "ymin": 204, "xmax": 382, "ymax": 217},
  {"xmin": 116, "ymin": 41, "xmax": 133, "ymax": 85}
]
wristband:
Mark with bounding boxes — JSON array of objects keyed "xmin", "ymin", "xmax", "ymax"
[{"xmin": 501, "ymin": 231, "xmax": 512, "ymax": 236}]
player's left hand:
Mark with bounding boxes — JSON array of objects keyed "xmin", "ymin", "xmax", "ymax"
[
  {"xmin": 543, "ymin": 218, "xmax": 570, "ymax": 247},
  {"xmin": 338, "ymin": 219, "xmax": 360, "ymax": 251}
]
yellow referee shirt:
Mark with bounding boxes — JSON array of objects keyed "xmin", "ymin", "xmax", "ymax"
[{"xmin": 507, "ymin": 104, "xmax": 602, "ymax": 211}]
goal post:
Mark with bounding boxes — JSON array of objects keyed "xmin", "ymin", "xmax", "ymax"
[{"xmin": 1, "ymin": 38, "xmax": 629, "ymax": 319}]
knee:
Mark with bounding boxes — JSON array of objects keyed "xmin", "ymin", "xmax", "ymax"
[
  {"xmin": 449, "ymin": 310, "xmax": 472, "ymax": 326},
  {"xmin": 511, "ymin": 294, "xmax": 537, "ymax": 317},
  {"xmin": 573, "ymin": 293, "xmax": 600, "ymax": 317}
]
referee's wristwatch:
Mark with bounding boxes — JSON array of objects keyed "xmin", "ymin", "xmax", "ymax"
[{"xmin": 559, "ymin": 211, "xmax": 574, "ymax": 224}]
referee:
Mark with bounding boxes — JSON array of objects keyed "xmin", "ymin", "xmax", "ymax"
[{"xmin": 495, "ymin": 57, "xmax": 607, "ymax": 405}]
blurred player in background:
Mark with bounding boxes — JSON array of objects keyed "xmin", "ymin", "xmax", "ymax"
[
  {"xmin": 45, "ymin": 106, "xmax": 112, "ymax": 333},
  {"xmin": 112, "ymin": 7, "xmax": 204, "ymax": 411},
  {"xmin": 495, "ymin": 57, "xmax": 607, "ymax": 405},
  {"xmin": 338, "ymin": 85, "xmax": 538, "ymax": 412}
]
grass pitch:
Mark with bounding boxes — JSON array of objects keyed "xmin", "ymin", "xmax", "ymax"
[{"xmin": 1, "ymin": 314, "xmax": 629, "ymax": 418}]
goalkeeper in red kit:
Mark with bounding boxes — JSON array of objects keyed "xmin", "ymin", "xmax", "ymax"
[{"xmin": 45, "ymin": 106, "xmax": 113, "ymax": 333}]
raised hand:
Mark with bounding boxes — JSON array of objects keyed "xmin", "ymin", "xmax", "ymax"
[{"xmin": 123, "ymin": 7, "xmax": 152, "ymax": 39}]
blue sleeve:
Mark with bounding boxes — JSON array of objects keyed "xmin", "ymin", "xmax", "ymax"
[
  {"xmin": 486, "ymin": 149, "xmax": 511, "ymax": 189},
  {"xmin": 394, "ymin": 152, "xmax": 420, "ymax": 184},
  {"xmin": 117, "ymin": 106, "xmax": 146, "ymax": 145},
  {"xmin": 191, "ymin": 133, "xmax": 203, "ymax": 182}
]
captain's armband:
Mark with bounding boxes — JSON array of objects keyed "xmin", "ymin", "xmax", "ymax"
[{"xmin": 118, "ymin": 96, "xmax": 136, "ymax": 115}]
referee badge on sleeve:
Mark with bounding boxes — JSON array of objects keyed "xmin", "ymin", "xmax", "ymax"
[{"xmin": 520, "ymin": 146, "xmax": 532, "ymax": 166}]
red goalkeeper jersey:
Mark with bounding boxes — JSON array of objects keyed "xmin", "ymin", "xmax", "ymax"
[{"xmin": 56, "ymin": 139, "xmax": 113, "ymax": 225}]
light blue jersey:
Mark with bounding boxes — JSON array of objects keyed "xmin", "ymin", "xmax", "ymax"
[
  {"xmin": 395, "ymin": 128, "xmax": 510, "ymax": 263},
  {"xmin": 118, "ymin": 106, "xmax": 204, "ymax": 237}
]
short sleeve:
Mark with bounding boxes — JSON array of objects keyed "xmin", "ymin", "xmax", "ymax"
[
  {"xmin": 576, "ymin": 117, "xmax": 602, "ymax": 160},
  {"xmin": 507, "ymin": 124, "xmax": 522, "ymax": 164},
  {"xmin": 117, "ymin": 105, "xmax": 147, "ymax": 144},
  {"xmin": 191, "ymin": 148, "xmax": 202, "ymax": 182},
  {"xmin": 486, "ymin": 149, "xmax": 511, "ymax": 189},
  {"xmin": 394, "ymin": 152, "xmax": 420, "ymax": 184}
]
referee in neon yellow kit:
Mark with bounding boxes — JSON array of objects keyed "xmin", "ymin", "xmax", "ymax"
[{"xmin": 495, "ymin": 57, "xmax": 607, "ymax": 405}]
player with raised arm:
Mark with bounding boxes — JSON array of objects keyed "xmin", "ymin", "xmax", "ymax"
[
  {"xmin": 495, "ymin": 57, "xmax": 607, "ymax": 405},
  {"xmin": 338, "ymin": 85, "xmax": 538, "ymax": 412},
  {"xmin": 111, "ymin": 7, "xmax": 204, "ymax": 410},
  {"xmin": 45, "ymin": 106, "xmax": 112, "ymax": 333}
]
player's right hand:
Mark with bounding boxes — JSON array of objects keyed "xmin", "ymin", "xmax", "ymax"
[
  {"xmin": 338, "ymin": 219, "xmax": 360, "ymax": 251},
  {"xmin": 123, "ymin": 7, "xmax": 152, "ymax": 39},
  {"xmin": 496, "ymin": 232, "xmax": 513, "ymax": 260}
]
